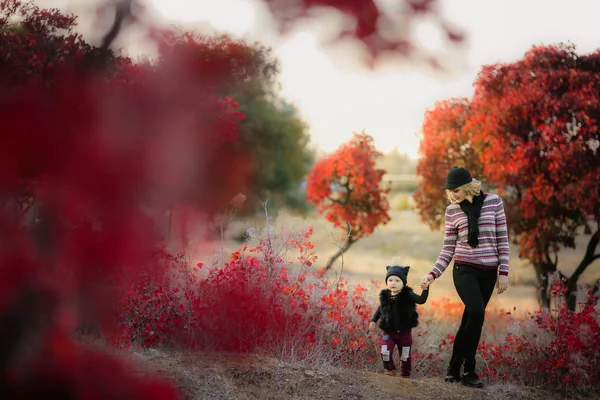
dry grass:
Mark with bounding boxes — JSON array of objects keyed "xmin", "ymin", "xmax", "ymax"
[{"xmin": 132, "ymin": 350, "xmax": 598, "ymax": 400}]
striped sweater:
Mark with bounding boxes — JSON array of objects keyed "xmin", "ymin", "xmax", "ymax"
[{"xmin": 429, "ymin": 193, "xmax": 510, "ymax": 279}]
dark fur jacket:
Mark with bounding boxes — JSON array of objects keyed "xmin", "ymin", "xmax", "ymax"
[{"xmin": 371, "ymin": 287, "xmax": 429, "ymax": 332}]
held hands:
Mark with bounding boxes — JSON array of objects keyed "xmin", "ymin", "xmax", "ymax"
[
  {"xmin": 496, "ymin": 275, "xmax": 509, "ymax": 294},
  {"xmin": 420, "ymin": 274, "xmax": 434, "ymax": 290}
]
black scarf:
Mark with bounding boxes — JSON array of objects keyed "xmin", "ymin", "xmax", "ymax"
[{"xmin": 459, "ymin": 191, "xmax": 484, "ymax": 248}]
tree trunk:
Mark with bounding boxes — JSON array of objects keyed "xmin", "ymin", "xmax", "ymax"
[
  {"xmin": 324, "ymin": 237, "xmax": 355, "ymax": 271},
  {"xmin": 565, "ymin": 228, "xmax": 600, "ymax": 311},
  {"xmin": 534, "ymin": 263, "xmax": 551, "ymax": 309},
  {"xmin": 533, "ymin": 250, "xmax": 558, "ymax": 310}
]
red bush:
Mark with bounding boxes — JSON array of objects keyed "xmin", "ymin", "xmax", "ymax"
[
  {"xmin": 411, "ymin": 282, "xmax": 599, "ymax": 392},
  {"xmin": 113, "ymin": 225, "xmax": 377, "ymax": 367},
  {"xmin": 478, "ymin": 281, "xmax": 600, "ymax": 390},
  {"xmin": 0, "ymin": 1, "xmax": 250, "ymax": 397}
]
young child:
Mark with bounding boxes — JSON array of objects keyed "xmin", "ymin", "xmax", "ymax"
[{"xmin": 369, "ymin": 265, "xmax": 429, "ymax": 378}]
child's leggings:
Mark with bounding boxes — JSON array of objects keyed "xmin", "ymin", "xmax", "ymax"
[{"xmin": 380, "ymin": 329, "xmax": 412, "ymax": 376}]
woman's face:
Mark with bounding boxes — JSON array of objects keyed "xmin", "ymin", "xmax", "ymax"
[{"xmin": 450, "ymin": 187, "xmax": 466, "ymax": 203}]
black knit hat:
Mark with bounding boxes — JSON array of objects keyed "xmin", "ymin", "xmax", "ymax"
[
  {"xmin": 444, "ymin": 166, "xmax": 473, "ymax": 190},
  {"xmin": 385, "ymin": 265, "xmax": 409, "ymax": 285}
]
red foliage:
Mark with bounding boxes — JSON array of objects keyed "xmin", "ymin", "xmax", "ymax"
[
  {"xmin": 413, "ymin": 43, "xmax": 600, "ymax": 310},
  {"xmin": 4, "ymin": 338, "xmax": 177, "ymax": 399},
  {"xmin": 413, "ymin": 289, "xmax": 600, "ymax": 391},
  {"xmin": 306, "ymin": 131, "xmax": 391, "ymax": 241},
  {"xmin": 478, "ymin": 281, "xmax": 600, "ymax": 390},
  {"xmin": 470, "ymin": 43, "xmax": 600, "ymax": 263},
  {"xmin": 262, "ymin": 0, "xmax": 464, "ymax": 66},
  {"xmin": 0, "ymin": 1, "xmax": 254, "ymax": 397},
  {"xmin": 468, "ymin": 43, "xmax": 600, "ymax": 310},
  {"xmin": 0, "ymin": 0, "xmax": 94, "ymax": 87},
  {"xmin": 413, "ymin": 97, "xmax": 484, "ymax": 230},
  {"xmin": 113, "ymin": 227, "xmax": 376, "ymax": 368}
]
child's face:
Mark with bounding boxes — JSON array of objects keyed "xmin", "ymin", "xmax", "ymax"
[{"xmin": 386, "ymin": 276, "xmax": 404, "ymax": 294}]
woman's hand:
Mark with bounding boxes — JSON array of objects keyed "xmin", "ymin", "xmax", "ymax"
[
  {"xmin": 421, "ymin": 274, "xmax": 434, "ymax": 290},
  {"xmin": 496, "ymin": 275, "xmax": 509, "ymax": 294}
]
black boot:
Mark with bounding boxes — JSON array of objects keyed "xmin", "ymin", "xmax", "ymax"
[
  {"xmin": 461, "ymin": 372, "xmax": 484, "ymax": 388},
  {"xmin": 444, "ymin": 358, "xmax": 462, "ymax": 383},
  {"xmin": 444, "ymin": 375, "xmax": 461, "ymax": 383},
  {"xmin": 444, "ymin": 368, "xmax": 461, "ymax": 383}
]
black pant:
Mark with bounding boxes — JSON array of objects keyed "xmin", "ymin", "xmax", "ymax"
[{"xmin": 448, "ymin": 263, "xmax": 497, "ymax": 375}]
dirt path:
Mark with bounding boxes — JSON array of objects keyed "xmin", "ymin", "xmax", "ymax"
[{"xmin": 136, "ymin": 351, "xmax": 594, "ymax": 400}]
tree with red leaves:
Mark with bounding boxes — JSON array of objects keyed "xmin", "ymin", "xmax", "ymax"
[
  {"xmin": 470, "ymin": 43, "xmax": 600, "ymax": 311},
  {"xmin": 306, "ymin": 131, "xmax": 391, "ymax": 271},
  {"xmin": 0, "ymin": 0, "xmax": 99, "ymax": 87},
  {"xmin": 414, "ymin": 43, "xmax": 600, "ymax": 311},
  {"xmin": 413, "ymin": 97, "xmax": 485, "ymax": 230},
  {"xmin": 0, "ymin": 0, "xmax": 248, "ymax": 397}
]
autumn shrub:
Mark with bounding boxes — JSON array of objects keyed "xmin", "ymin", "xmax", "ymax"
[
  {"xmin": 478, "ymin": 279, "xmax": 600, "ymax": 392},
  {"xmin": 113, "ymin": 220, "xmax": 378, "ymax": 368},
  {"xmin": 408, "ymin": 280, "xmax": 600, "ymax": 393}
]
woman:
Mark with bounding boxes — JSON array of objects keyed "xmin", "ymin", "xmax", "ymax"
[{"xmin": 421, "ymin": 166, "xmax": 509, "ymax": 388}]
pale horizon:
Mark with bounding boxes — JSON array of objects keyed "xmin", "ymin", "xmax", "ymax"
[{"xmin": 35, "ymin": 0, "xmax": 600, "ymax": 159}]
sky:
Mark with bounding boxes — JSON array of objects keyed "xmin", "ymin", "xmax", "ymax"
[{"xmin": 35, "ymin": 0, "xmax": 600, "ymax": 158}]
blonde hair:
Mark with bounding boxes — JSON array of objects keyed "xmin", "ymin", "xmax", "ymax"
[{"xmin": 445, "ymin": 179, "xmax": 482, "ymax": 203}]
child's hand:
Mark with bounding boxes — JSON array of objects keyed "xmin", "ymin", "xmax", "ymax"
[{"xmin": 369, "ymin": 321, "xmax": 377, "ymax": 332}]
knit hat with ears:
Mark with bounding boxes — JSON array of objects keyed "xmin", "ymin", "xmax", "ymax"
[{"xmin": 385, "ymin": 265, "xmax": 410, "ymax": 286}]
